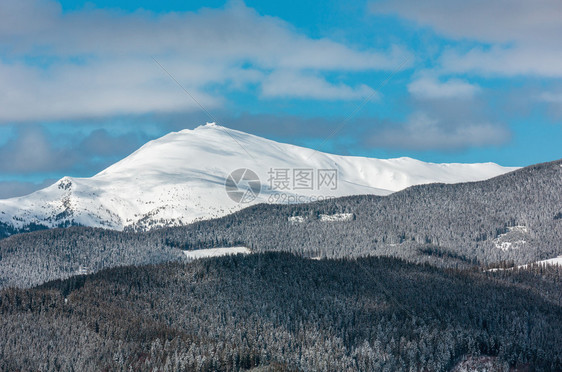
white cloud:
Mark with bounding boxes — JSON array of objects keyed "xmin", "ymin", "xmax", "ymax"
[
  {"xmin": 370, "ymin": 0, "xmax": 562, "ymax": 45},
  {"xmin": 371, "ymin": 0, "xmax": 562, "ymax": 77},
  {"xmin": 365, "ymin": 112, "xmax": 510, "ymax": 150},
  {"xmin": 0, "ymin": 0, "xmax": 409, "ymax": 122},
  {"xmin": 0, "ymin": 126, "xmax": 74, "ymax": 173},
  {"xmin": 408, "ymin": 76, "xmax": 479, "ymax": 99},
  {"xmin": 0, "ymin": 126, "xmax": 144, "ymax": 174},
  {"xmin": 539, "ymin": 92, "xmax": 562, "ymax": 103},
  {"xmin": 261, "ymin": 70, "xmax": 376, "ymax": 100},
  {"xmin": 0, "ymin": 59, "xmax": 222, "ymax": 122},
  {"xmin": 440, "ymin": 47, "xmax": 562, "ymax": 78},
  {"xmin": 0, "ymin": 179, "xmax": 57, "ymax": 199}
]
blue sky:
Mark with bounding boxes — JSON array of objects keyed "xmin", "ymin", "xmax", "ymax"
[{"xmin": 1, "ymin": 0, "xmax": 561, "ymax": 198}]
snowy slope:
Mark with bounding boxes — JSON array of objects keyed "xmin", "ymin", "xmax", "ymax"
[
  {"xmin": 0, "ymin": 123, "xmax": 518, "ymax": 233},
  {"xmin": 520, "ymin": 256, "xmax": 562, "ymax": 268},
  {"xmin": 488, "ymin": 256, "xmax": 562, "ymax": 272},
  {"xmin": 183, "ymin": 247, "xmax": 251, "ymax": 260}
]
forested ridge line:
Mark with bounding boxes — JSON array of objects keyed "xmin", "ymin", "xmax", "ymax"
[{"xmin": 1, "ymin": 252, "xmax": 561, "ymax": 371}]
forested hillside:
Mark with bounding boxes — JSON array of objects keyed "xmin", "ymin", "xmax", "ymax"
[
  {"xmin": 162, "ymin": 159, "xmax": 562, "ymax": 265},
  {"xmin": 1, "ymin": 253, "xmax": 561, "ymax": 371},
  {"xmin": 0, "ymin": 227, "xmax": 183, "ymax": 288},
  {"xmin": 1, "ymin": 159, "xmax": 560, "ymax": 289},
  {"xmin": 0, "ymin": 220, "xmax": 48, "ymax": 240}
]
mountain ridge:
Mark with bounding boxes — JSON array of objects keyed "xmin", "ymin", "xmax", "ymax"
[
  {"xmin": 0, "ymin": 123, "xmax": 518, "ymax": 237},
  {"xmin": 1, "ymin": 158, "xmax": 559, "ymax": 289}
]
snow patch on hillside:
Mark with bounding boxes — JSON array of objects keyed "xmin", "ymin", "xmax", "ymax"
[
  {"xmin": 319, "ymin": 213, "xmax": 354, "ymax": 222},
  {"xmin": 488, "ymin": 255, "xmax": 562, "ymax": 272},
  {"xmin": 183, "ymin": 247, "xmax": 251, "ymax": 260},
  {"xmin": 493, "ymin": 225, "xmax": 529, "ymax": 251},
  {"xmin": 519, "ymin": 256, "xmax": 562, "ymax": 269},
  {"xmin": 288, "ymin": 216, "xmax": 305, "ymax": 224}
]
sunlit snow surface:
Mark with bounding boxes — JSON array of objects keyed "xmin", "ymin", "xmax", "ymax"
[
  {"xmin": 0, "ymin": 123, "xmax": 518, "ymax": 232},
  {"xmin": 520, "ymin": 256, "xmax": 562, "ymax": 268},
  {"xmin": 493, "ymin": 226, "xmax": 529, "ymax": 251},
  {"xmin": 319, "ymin": 213, "xmax": 354, "ymax": 222},
  {"xmin": 183, "ymin": 247, "xmax": 251, "ymax": 260},
  {"xmin": 488, "ymin": 256, "xmax": 562, "ymax": 272}
]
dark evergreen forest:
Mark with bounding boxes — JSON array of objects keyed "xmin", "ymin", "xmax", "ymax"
[{"xmin": 1, "ymin": 253, "xmax": 562, "ymax": 371}]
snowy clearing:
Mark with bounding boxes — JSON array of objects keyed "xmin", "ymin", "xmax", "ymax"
[
  {"xmin": 487, "ymin": 255, "xmax": 562, "ymax": 272},
  {"xmin": 319, "ymin": 213, "xmax": 354, "ymax": 222},
  {"xmin": 519, "ymin": 256, "xmax": 562, "ymax": 269},
  {"xmin": 493, "ymin": 225, "xmax": 529, "ymax": 251},
  {"xmin": 288, "ymin": 216, "xmax": 305, "ymax": 223},
  {"xmin": 183, "ymin": 247, "xmax": 252, "ymax": 260}
]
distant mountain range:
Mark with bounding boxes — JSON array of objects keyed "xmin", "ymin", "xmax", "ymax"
[
  {"xmin": 2, "ymin": 158, "xmax": 560, "ymax": 289},
  {"xmin": 0, "ymin": 123, "xmax": 516, "ymax": 237}
]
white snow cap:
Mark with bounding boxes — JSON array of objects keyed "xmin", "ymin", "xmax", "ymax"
[{"xmin": 0, "ymin": 123, "xmax": 518, "ymax": 231}]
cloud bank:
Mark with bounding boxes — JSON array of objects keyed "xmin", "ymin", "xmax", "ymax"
[
  {"xmin": 371, "ymin": 0, "xmax": 562, "ymax": 77},
  {"xmin": 0, "ymin": 0, "xmax": 408, "ymax": 123}
]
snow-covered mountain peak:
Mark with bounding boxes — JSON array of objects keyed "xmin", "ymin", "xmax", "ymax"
[{"xmin": 0, "ymin": 124, "xmax": 519, "ymax": 234}]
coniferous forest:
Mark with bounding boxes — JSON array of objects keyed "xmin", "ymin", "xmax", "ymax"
[
  {"xmin": 0, "ymin": 160, "xmax": 561, "ymax": 371},
  {"xmin": 1, "ymin": 253, "xmax": 562, "ymax": 371}
]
